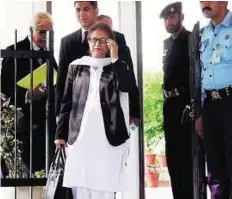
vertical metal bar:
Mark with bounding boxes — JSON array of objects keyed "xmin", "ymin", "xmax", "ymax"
[
  {"xmin": 46, "ymin": 1, "xmax": 52, "ymax": 14},
  {"xmin": 29, "ymin": 27, "xmax": 33, "ymax": 178},
  {"xmin": 15, "ymin": 187, "xmax": 17, "ymax": 199},
  {"xmin": 30, "ymin": 2, "xmax": 35, "ymax": 198},
  {"xmin": 45, "ymin": 30, "xmax": 54, "ymax": 177},
  {"xmin": 117, "ymin": 2, "xmax": 122, "ymax": 32},
  {"xmin": 135, "ymin": 2, "xmax": 145, "ymax": 199},
  {"xmin": 14, "ymin": 29, "xmax": 18, "ymax": 179},
  {"xmin": 189, "ymin": 22, "xmax": 207, "ymax": 199},
  {"xmin": 30, "ymin": 187, "xmax": 33, "ymax": 199}
]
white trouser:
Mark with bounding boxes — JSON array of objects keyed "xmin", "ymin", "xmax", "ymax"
[{"xmin": 72, "ymin": 187, "xmax": 115, "ymax": 199}]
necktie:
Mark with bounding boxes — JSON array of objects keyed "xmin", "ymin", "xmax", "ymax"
[
  {"xmin": 83, "ymin": 31, "xmax": 89, "ymax": 55},
  {"xmin": 38, "ymin": 48, "xmax": 45, "ymax": 65}
]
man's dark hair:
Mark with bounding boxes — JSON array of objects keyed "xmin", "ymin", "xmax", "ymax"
[
  {"xmin": 74, "ymin": 1, "xmax": 98, "ymax": 9},
  {"xmin": 87, "ymin": 23, "xmax": 114, "ymax": 40}
]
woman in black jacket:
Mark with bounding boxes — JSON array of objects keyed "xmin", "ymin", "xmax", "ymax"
[{"xmin": 55, "ymin": 23, "xmax": 139, "ymax": 199}]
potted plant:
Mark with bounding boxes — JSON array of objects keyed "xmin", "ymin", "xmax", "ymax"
[
  {"xmin": 156, "ymin": 148, "xmax": 167, "ymax": 168},
  {"xmin": 144, "ymin": 134, "xmax": 164, "ymax": 166},
  {"xmin": 144, "ymin": 131, "xmax": 156, "ymax": 166},
  {"xmin": 145, "ymin": 159, "xmax": 161, "ymax": 187},
  {"xmin": 144, "ymin": 72, "xmax": 164, "ymax": 166}
]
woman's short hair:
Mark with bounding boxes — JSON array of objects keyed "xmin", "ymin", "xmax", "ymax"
[{"xmin": 87, "ymin": 23, "xmax": 114, "ymax": 39}]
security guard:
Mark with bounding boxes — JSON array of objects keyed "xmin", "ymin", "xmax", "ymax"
[
  {"xmin": 160, "ymin": 2, "xmax": 193, "ymax": 199},
  {"xmin": 196, "ymin": 1, "xmax": 232, "ymax": 198}
]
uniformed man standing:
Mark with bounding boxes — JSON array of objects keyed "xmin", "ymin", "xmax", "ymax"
[
  {"xmin": 160, "ymin": 2, "xmax": 193, "ymax": 199},
  {"xmin": 195, "ymin": 1, "xmax": 232, "ymax": 198}
]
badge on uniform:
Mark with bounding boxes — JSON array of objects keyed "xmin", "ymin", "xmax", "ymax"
[{"xmin": 212, "ymin": 44, "xmax": 221, "ymax": 64}]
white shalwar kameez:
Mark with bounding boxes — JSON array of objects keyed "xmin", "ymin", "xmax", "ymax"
[{"xmin": 62, "ymin": 57, "xmax": 130, "ymax": 199}]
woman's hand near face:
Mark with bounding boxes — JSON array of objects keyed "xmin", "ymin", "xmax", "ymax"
[{"xmin": 107, "ymin": 39, "xmax": 118, "ymax": 59}]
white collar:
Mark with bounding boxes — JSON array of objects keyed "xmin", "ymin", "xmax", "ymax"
[
  {"xmin": 27, "ymin": 35, "xmax": 40, "ymax": 51},
  {"xmin": 70, "ymin": 56, "xmax": 112, "ymax": 69}
]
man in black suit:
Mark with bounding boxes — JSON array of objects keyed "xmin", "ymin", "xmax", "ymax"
[
  {"xmin": 56, "ymin": 1, "xmax": 139, "ymax": 121},
  {"xmin": 1, "ymin": 12, "xmax": 56, "ymax": 175}
]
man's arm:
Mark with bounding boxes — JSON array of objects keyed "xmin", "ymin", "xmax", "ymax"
[
  {"xmin": 1, "ymin": 48, "xmax": 28, "ymax": 106},
  {"xmin": 112, "ymin": 59, "xmax": 140, "ymax": 119},
  {"xmin": 56, "ymin": 38, "xmax": 69, "ymax": 116},
  {"xmin": 115, "ymin": 32, "xmax": 140, "ymax": 120},
  {"xmin": 116, "ymin": 33, "xmax": 134, "ymax": 72},
  {"xmin": 117, "ymin": 32, "xmax": 127, "ymax": 46},
  {"xmin": 55, "ymin": 64, "xmax": 74, "ymax": 141}
]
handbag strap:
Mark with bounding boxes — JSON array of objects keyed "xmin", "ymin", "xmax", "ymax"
[
  {"xmin": 60, "ymin": 145, "xmax": 66, "ymax": 167},
  {"xmin": 57, "ymin": 145, "xmax": 66, "ymax": 168},
  {"xmin": 51, "ymin": 147, "xmax": 61, "ymax": 168},
  {"xmin": 50, "ymin": 145, "xmax": 66, "ymax": 170}
]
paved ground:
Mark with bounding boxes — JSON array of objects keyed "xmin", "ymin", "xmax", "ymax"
[
  {"xmin": 1, "ymin": 185, "xmax": 211, "ymax": 199},
  {"xmin": 146, "ymin": 187, "xmax": 211, "ymax": 199},
  {"xmin": 1, "ymin": 167, "xmax": 211, "ymax": 199},
  {"xmin": 146, "ymin": 187, "xmax": 173, "ymax": 199},
  {"xmin": 145, "ymin": 167, "xmax": 173, "ymax": 199},
  {"xmin": 145, "ymin": 167, "xmax": 211, "ymax": 199}
]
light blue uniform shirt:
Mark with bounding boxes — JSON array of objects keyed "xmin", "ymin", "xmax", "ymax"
[{"xmin": 200, "ymin": 10, "xmax": 232, "ymax": 100}]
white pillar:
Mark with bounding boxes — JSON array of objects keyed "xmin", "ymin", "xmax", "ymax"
[
  {"xmin": 118, "ymin": 1, "xmax": 138, "ymax": 81},
  {"xmin": 2, "ymin": 0, "xmax": 47, "ymax": 47},
  {"xmin": 118, "ymin": 2, "xmax": 140, "ymax": 199}
]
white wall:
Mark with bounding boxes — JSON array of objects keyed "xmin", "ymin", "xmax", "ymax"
[
  {"xmin": 1, "ymin": 1, "xmax": 33, "ymax": 48},
  {"xmin": 118, "ymin": 3, "xmax": 140, "ymax": 199},
  {"xmin": 0, "ymin": 0, "xmax": 47, "ymax": 48},
  {"xmin": 118, "ymin": 1, "xmax": 138, "ymax": 79}
]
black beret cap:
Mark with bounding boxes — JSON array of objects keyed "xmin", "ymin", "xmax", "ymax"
[{"xmin": 159, "ymin": 2, "xmax": 182, "ymax": 18}]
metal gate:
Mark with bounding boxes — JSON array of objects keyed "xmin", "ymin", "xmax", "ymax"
[{"xmin": 0, "ymin": 29, "xmax": 55, "ymax": 194}]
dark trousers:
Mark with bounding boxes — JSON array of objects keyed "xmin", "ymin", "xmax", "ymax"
[
  {"xmin": 20, "ymin": 125, "xmax": 55, "ymax": 174},
  {"xmin": 21, "ymin": 126, "xmax": 46, "ymax": 173},
  {"xmin": 163, "ymin": 96, "xmax": 193, "ymax": 199},
  {"xmin": 203, "ymin": 96, "xmax": 232, "ymax": 199}
]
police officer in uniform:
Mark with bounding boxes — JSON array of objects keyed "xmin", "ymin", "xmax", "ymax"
[
  {"xmin": 195, "ymin": 1, "xmax": 232, "ymax": 198},
  {"xmin": 160, "ymin": 2, "xmax": 193, "ymax": 199}
]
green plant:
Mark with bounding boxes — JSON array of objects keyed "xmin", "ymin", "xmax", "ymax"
[
  {"xmin": 0, "ymin": 100, "xmax": 28, "ymax": 178},
  {"xmin": 159, "ymin": 148, "xmax": 165, "ymax": 155},
  {"xmin": 33, "ymin": 170, "xmax": 45, "ymax": 178},
  {"xmin": 1, "ymin": 99, "xmax": 46, "ymax": 178},
  {"xmin": 144, "ymin": 72, "xmax": 164, "ymax": 153}
]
